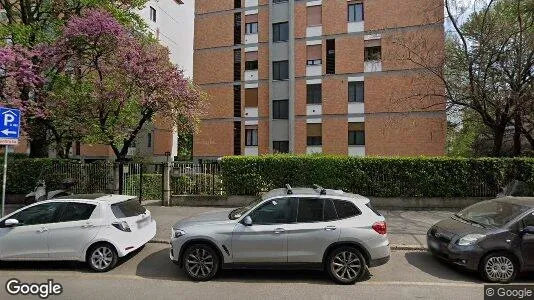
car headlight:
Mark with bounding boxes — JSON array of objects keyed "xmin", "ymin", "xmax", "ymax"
[
  {"xmin": 457, "ymin": 234, "xmax": 486, "ymax": 246},
  {"xmin": 172, "ymin": 228, "xmax": 186, "ymax": 239}
]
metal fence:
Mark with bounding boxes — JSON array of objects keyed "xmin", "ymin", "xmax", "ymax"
[
  {"xmin": 45, "ymin": 162, "xmax": 114, "ymax": 194},
  {"xmin": 171, "ymin": 162, "xmax": 223, "ymax": 195}
]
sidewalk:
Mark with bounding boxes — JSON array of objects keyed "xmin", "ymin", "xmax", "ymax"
[{"xmin": 2, "ymin": 203, "xmax": 455, "ymax": 249}]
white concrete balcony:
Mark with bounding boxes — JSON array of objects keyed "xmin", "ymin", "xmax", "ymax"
[
  {"xmin": 245, "ymin": 0, "xmax": 258, "ymax": 7},
  {"xmin": 306, "ymin": 26, "xmax": 322, "ymax": 38},
  {"xmin": 244, "ymin": 146, "xmax": 259, "ymax": 156},
  {"xmin": 244, "ymin": 70, "xmax": 258, "ymax": 82},
  {"xmin": 348, "ymin": 21, "xmax": 364, "ymax": 33},
  {"xmin": 364, "ymin": 61, "xmax": 382, "ymax": 73},
  {"xmin": 244, "ymin": 33, "xmax": 258, "ymax": 45},
  {"xmin": 307, "ymin": 104, "xmax": 322, "ymax": 116},
  {"xmin": 245, "ymin": 107, "xmax": 258, "ymax": 118},
  {"xmin": 307, "ymin": 146, "xmax": 323, "ymax": 154},
  {"xmin": 348, "ymin": 102, "xmax": 365, "ymax": 114},
  {"xmin": 306, "ymin": 65, "xmax": 322, "ymax": 77},
  {"xmin": 349, "ymin": 146, "xmax": 366, "ymax": 157}
]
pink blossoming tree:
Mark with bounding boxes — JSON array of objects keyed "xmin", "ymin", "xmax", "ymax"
[{"xmin": 47, "ymin": 9, "xmax": 204, "ymax": 162}]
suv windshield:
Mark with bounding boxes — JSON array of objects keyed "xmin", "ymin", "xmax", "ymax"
[
  {"xmin": 111, "ymin": 199, "xmax": 146, "ymax": 218},
  {"xmin": 229, "ymin": 198, "xmax": 263, "ymax": 220},
  {"xmin": 455, "ymin": 200, "xmax": 530, "ymax": 228}
]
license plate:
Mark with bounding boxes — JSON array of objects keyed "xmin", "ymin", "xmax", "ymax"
[
  {"xmin": 137, "ymin": 216, "xmax": 150, "ymax": 229},
  {"xmin": 429, "ymin": 240, "xmax": 440, "ymax": 250}
]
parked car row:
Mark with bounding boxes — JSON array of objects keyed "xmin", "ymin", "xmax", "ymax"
[{"xmin": 0, "ymin": 182, "xmax": 533, "ymax": 284}]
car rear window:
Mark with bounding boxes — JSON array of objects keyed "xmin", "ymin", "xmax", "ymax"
[
  {"xmin": 111, "ymin": 199, "xmax": 146, "ymax": 218},
  {"xmin": 366, "ymin": 202, "xmax": 382, "ymax": 216},
  {"xmin": 333, "ymin": 200, "xmax": 361, "ymax": 219}
]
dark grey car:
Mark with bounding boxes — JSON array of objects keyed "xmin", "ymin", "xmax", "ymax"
[{"xmin": 428, "ymin": 197, "xmax": 534, "ymax": 283}]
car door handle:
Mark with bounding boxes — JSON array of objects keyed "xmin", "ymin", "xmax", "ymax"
[
  {"xmin": 274, "ymin": 228, "xmax": 285, "ymax": 234},
  {"xmin": 324, "ymin": 226, "xmax": 337, "ymax": 231},
  {"xmin": 37, "ymin": 228, "xmax": 48, "ymax": 233}
]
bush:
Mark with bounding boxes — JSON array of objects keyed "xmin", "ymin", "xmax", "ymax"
[
  {"xmin": 0, "ymin": 158, "xmax": 96, "ymax": 194},
  {"xmin": 124, "ymin": 174, "xmax": 162, "ymax": 200},
  {"xmin": 220, "ymin": 155, "xmax": 534, "ymax": 197}
]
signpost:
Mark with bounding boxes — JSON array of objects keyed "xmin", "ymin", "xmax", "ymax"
[{"xmin": 0, "ymin": 107, "xmax": 21, "ymax": 217}]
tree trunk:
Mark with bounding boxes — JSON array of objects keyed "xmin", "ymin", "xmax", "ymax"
[
  {"xmin": 492, "ymin": 126, "xmax": 505, "ymax": 157},
  {"xmin": 28, "ymin": 119, "xmax": 49, "ymax": 158},
  {"xmin": 513, "ymin": 113, "xmax": 522, "ymax": 156}
]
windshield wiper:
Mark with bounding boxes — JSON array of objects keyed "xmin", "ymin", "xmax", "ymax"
[{"xmin": 454, "ymin": 214, "xmax": 488, "ymax": 228}]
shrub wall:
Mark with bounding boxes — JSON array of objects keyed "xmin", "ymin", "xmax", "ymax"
[{"xmin": 220, "ymin": 156, "xmax": 534, "ymax": 197}]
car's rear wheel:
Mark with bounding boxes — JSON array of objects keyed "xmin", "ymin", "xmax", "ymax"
[
  {"xmin": 87, "ymin": 243, "xmax": 118, "ymax": 272},
  {"xmin": 480, "ymin": 252, "xmax": 518, "ymax": 283},
  {"xmin": 326, "ymin": 246, "xmax": 367, "ymax": 284},
  {"xmin": 183, "ymin": 244, "xmax": 219, "ymax": 281}
]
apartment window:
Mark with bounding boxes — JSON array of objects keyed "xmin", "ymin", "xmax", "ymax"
[
  {"xmin": 273, "ymin": 0, "xmax": 288, "ymax": 3},
  {"xmin": 234, "ymin": 121, "xmax": 242, "ymax": 155},
  {"xmin": 149, "ymin": 6, "xmax": 156, "ymax": 22},
  {"xmin": 147, "ymin": 132, "xmax": 152, "ymax": 148},
  {"xmin": 234, "ymin": 49, "xmax": 241, "ymax": 81},
  {"xmin": 75, "ymin": 141, "xmax": 81, "ymax": 156},
  {"xmin": 307, "ymin": 44, "xmax": 322, "ymax": 66},
  {"xmin": 245, "ymin": 88, "xmax": 258, "ymax": 107},
  {"xmin": 273, "ymin": 22, "xmax": 289, "ymax": 42},
  {"xmin": 245, "ymin": 51, "xmax": 258, "ymax": 70},
  {"xmin": 273, "ymin": 60, "xmax": 289, "ymax": 80},
  {"xmin": 307, "ymin": 123, "xmax": 322, "ymax": 146},
  {"xmin": 348, "ymin": 3, "xmax": 364, "ymax": 22},
  {"xmin": 273, "ymin": 100, "xmax": 289, "ymax": 119},
  {"xmin": 307, "ymin": 84, "xmax": 322, "ymax": 104},
  {"xmin": 235, "ymin": 0, "xmax": 241, "ymax": 8},
  {"xmin": 348, "ymin": 123, "xmax": 365, "ymax": 146},
  {"xmin": 245, "ymin": 128, "xmax": 258, "ymax": 146},
  {"xmin": 326, "ymin": 39, "xmax": 335, "ymax": 74},
  {"xmin": 307, "ymin": 5, "xmax": 322, "ymax": 26},
  {"xmin": 234, "ymin": 13, "xmax": 242, "ymax": 45},
  {"xmin": 273, "ymin": 141, "xmax": 289, "ymax": 154},
  {"xmin": 245, "ymin": 22, "xmax": 258, "ymax": 34},
  {"xmin": 348, "ymin": 81, "xmax": 364, "ymax": 102},
  {"xmin": 234, "ymin": 85, "xmax": 241, "ymax": 117},
  {"xmin": 364, "ymin": 46, "xmax": 382, "ymax": 61}
]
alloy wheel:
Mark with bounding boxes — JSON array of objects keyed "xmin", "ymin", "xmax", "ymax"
[
  {"xmin": 485, "ymin": 256, "xmax": 515, "ymax": 282},
  {"xmin": 185, "ymin": 247, "xmax": 215, "ymax": 279},
  {"xmin": 91, "ymin": 246, "xmax": 114, "ymax": 271},
  {"xmin": 331, "ymin": 251, "xmax": 362, "ymax": 282}
]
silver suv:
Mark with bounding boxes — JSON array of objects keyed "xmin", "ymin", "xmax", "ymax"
[{"xmin": 169, "ymin": 185, "xmax": 390, "ymax": 284}]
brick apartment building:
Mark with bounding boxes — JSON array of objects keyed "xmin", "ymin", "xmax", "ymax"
[{"xmin": 193, "ymin": 0, "xmax": 447, "ymax": 161}]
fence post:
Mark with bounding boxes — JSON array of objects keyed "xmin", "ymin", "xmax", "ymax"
[
  {"xmin": 162, "ymin": 159, "xmax": 171, "ymax": 206},
  {"xmin": 118, "ymin": 162, "xmax": 124, "ymax": 195},
  {"xmin": 113, "ymin": 163, "xmax": 120, "ymax": 194},
  {"xmin": 139, "ymin": 164, "xmax": 143, "ymax": 203}
]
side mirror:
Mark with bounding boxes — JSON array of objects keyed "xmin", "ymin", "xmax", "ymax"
[
  {"xmin": 4, "ymin": 219, "xmax": 20, "ymax": 227},
  {"xmin": 242, "ymin": 216, "xmax": 253, "ymax": 226}
]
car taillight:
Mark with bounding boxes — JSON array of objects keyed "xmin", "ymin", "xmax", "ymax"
[
  {"xmin": 372, "ymin": 221, "xmax": 387, "ymax": 235},
  {"xmin": 112, "ymin": 221, "xmax": 131, "ymax": 232}
]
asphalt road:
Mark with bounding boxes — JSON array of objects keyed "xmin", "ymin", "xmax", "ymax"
[{"xmin": 1, "ymin": 244, "xmax": 533, "ymax": 300}]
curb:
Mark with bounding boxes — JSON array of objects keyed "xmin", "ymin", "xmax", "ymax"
[{"xmin": 147, "ymin": 239, "xmax": 427, "ymax": 251}]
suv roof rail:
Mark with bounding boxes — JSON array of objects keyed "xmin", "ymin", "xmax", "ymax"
[
  {"xmin": 285, "ymin": 184, "xmax": 293, "ymax": 195},
  {"xmin": 313, "ymin": 184, "xmax": 327, "ymax": 195}
]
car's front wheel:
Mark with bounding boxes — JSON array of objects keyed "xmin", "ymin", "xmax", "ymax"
[
  {"xmin": 87, "ymin": 243, "xmax": 118, "ymax": 272},
  {"xmin": 480, "ymin": 252, "xmax": 518, "ymax": 283},
  {"xmin": 183, "ymin": 244, "xmax": 219, "ymax": 281},
  {"xmin": 326, "ymin": 246, "xmax": 367, "ymax": 284}
]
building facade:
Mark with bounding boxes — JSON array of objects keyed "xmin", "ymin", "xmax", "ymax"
[{"xmin": 193, "ymin": 0, "xmax": 446, "ymax": 161}]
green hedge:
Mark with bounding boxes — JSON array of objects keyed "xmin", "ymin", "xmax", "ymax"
[
  {"xmin": 220, "ymin": 156, "xmax": 534, "ymax": 197},
  {"xmin": 0, "ymin": 158, "xmax": 98, "ymax": 194}
]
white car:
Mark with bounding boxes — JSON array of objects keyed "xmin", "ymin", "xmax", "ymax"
[{"xmin": 0, "ymin": 194, "xmax": 156, "ymax": 272}]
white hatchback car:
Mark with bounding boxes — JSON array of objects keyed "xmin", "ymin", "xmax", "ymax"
[{"xmin": 0, "ymin": 194, "xmax": 156, "ymax": 272}]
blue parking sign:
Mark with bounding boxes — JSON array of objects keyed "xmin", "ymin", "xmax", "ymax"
[{"xmin": 0, "ymin": 107, "xmax": 21, "ymax": 145}]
